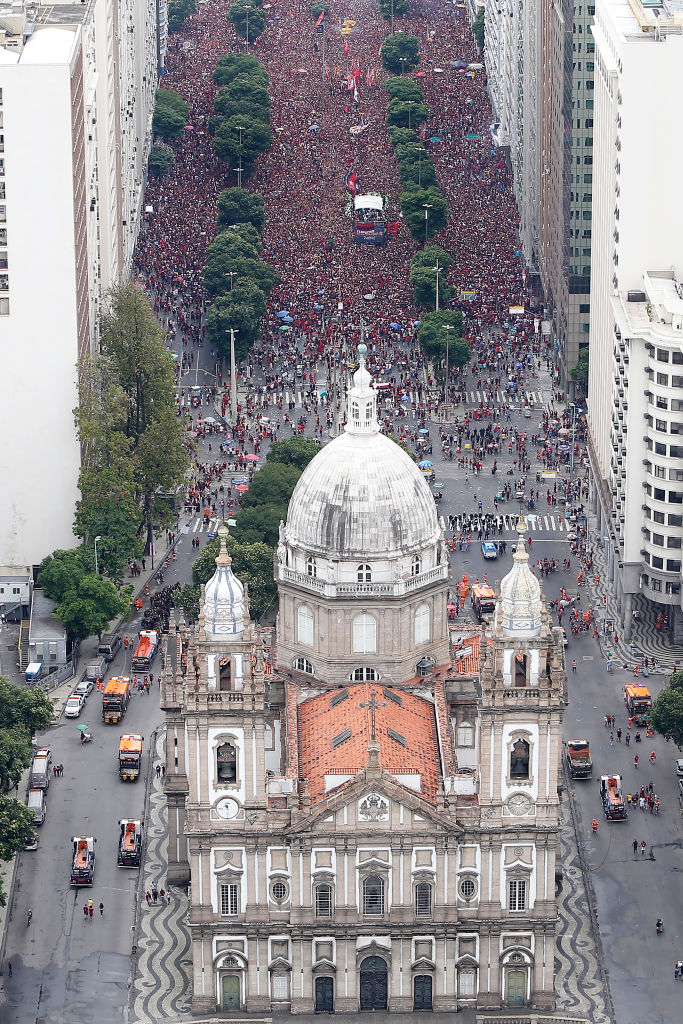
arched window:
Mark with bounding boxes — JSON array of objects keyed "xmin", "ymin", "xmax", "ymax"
[
  {"xmin": 411, "ymin": 554, "xmax": 421, "ymax": 577},
  {"xmin": 357, "ymin": 563, "xmax": 372, "ymax": 582},
  {"xmin": 353, "ymin": 613, "xmax": 377, "ymax": 653},
  {"xmin": 297, "ymin": 605, "xmax": 314, "ymax": 646},
  {"xmin": 510, "ymin": 738, "xmax": 530, "ymax": 779},
  {"xmin": 351, "ymin": 667, "xmax": 378, "ymax": 681},
  {"xmin": 363, "ymin": 875, "xmax": 384, "ymax": 915},
  {"xmin": 216, "ymin": 741, "xmax": 237, "ymax": 784},
  {"xmin": 415, "ymin": 882, "xmax": 432, "ymax": 917},
  {"xmin": 414, "ymin": 603, "xmax": 430, "ymax": 645},
  {"xmin": 352, "ymin": 401, "xmax": 360, "ymax": 424},
  {"xmin": 306, "ymin": 557, "xmax": 317, "ymax": 578},
  {"xmin": 294, "ymin": 657, "xmax": 314, "ymax": 675},
  {"xmin": 315, "ymin": 883, "xmax": 333, "ymax": 917},
  {"xmin": 457, "ymin": 721, "xmax": 475, "ymax": 747}
]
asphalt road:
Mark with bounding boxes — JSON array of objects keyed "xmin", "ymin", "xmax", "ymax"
[{"xmin": 3, "ymin": 638, "xmax": 164, "ymax": 1024}]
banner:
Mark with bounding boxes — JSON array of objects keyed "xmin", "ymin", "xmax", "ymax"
[{"xmin": 315, "ymin": 9, "xmax": 324, "ymax": 26}]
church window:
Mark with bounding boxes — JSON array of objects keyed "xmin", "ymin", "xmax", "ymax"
[
  {"xmin": 294, "ymin": 657, "xmax": 314, "ymax": 675},
  {"xmin": 351, "ymin": 667, "xmax": 378, "ymax": 681},
  {"xmin": 353, "ymin": 613, "xmax": 377, "ymax": 653},
  {"xmin": 357, "ymin": 563, "xmax": 372, "ymax": 582},
  {"xmin": 315, "ymin": 883, "xmax": 333, "ymax": 917},
  {"xmin": 332, "ymin": 728, "xmax": 351, "ymax": 748},
  {"xmin": 457, "ymin": 722, "xmax": 474, "ymax": 747},
  {"xmin": 216, "ymin": 741, "xmax": 237, "ymax": 783},
  {"xmin": 352, "ymin": 401, "xmax": 360, "ymax": 425},
  {"xmin": 297, "ymin": 605, "xmax": 314, "ymax": 646},
  {"xmin": 458, "ymin": 968, "xmax": 476, "ymax": 997},
  {"xmin": 306, "ymin": 557, "xmax": 317, "ymax": 578},
  {"xmin": 271, "ymin": 880, "xmax": 288, "ymax": 902},
  {"xmin": 363, "ymin": 875, "xmax": 385, "ymax": 915},
  {"xmin": 510, "ymin": 739, "xmax": 530, "ymax": 779},
  {"xmin": 459, "ymin": 877, "xmax": 476, "ymax": 900},
  {"xmin": 220, "ymin": 883, "xmax": 239, "ymax": 916},
  {"xmin": 414, "ymin": 603, "xmax": 430, "ymax": 645},
  {"xmin": 508, "ymin": 878, "xmax": 527, "ymax": 912},
  {"xmin": 415, "ymin": 882, "xmax": 432, "ymax": 916},
  {"xmin": 514, "ymin": 652, "xmax": 528, "ymax": 686},
  {"xmin": 388, "ymin": 727, "xmax": 407, "ymax": 747},
  {"xmin": 219, "ymin": 656, "xmax": 232, "ymax": 691},
  {"xmin": 411, "ymin": 554, "xmax": 421, "ymax": 576}
]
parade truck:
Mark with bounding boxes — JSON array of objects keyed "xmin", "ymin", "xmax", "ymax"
[
  {"xmin": 565, "ymin": 739, "xmax": 593, "ymax": 779},
  {"xmin": 131, "ymin": 630, "xmax": 158, "ymax": 672},
  {"xmin": 624, "ymin": 684, "xmax": 652, "ymax": 725},
  {"xmin": 102, "ymin": 677, "xmax": 131, "ymax": 724},
  {"xmin": 600, "ymin": 774, "xmax": 627, "ymax": 820},
  {"xmin": 353, "ymin": 195, "xmax": 387, "ymax": 246},
  {"xmin": 117, "ymin": 818, "xmax": 143, "ymax": 867},
  {"xmin": 471, "ymin": 585, "xmax": 496, "ymax": 623},
  {"xmin": 70, "ymin": 835, "xmax": 97, "ymax": 886},
  {"xmin": 118, "ymin": 734, "xmax": 144, "ymax": 781}
]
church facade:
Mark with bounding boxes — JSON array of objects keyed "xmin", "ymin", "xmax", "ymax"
[{"xmin": 161, "ymin": 346, "xmax": 567, "ymax": 1014}]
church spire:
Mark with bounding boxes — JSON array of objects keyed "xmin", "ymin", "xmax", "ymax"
[{"xmin": 345, "ymin": 343, "xmax": 379, "ymax": 436}]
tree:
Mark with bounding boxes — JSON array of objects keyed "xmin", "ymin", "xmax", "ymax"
[
  {"xmin": 381, "ymin": 33, "xmax": 420, "ymax": 75},
  {"xmin": 156, "ymin": 88, "xmax": 189, "ymax": 119},
  {"xmin": 0, "ymin": 676, "xmax": 53, "ymax": 793},
  {"xmin": 167, "ymin": 0, "xmax": 196, "ymax": 33},
  {"xmin": 570, "ymin": 346, "xmax": 590, "ymax": 390},
  {"xmin": 378, "ymin": 0, "xmax": 409, "ymax": 18},
  {"xmin": 409, "ymin": 267, "xmax": 453, "ymax": 309},
  {"xmin": 0, "ymin": 797, "xmax": 36, "ymax": 901},
  {"xmin": 384, "ymin": 77, "xmax": 423, "ymax": 102},
  {"xmin": 309, "ymin": 1, "xmax": 329, "ymax": 18},
  {"xmin": 240, "ymin": 461, "xmax": 302, "ymax": 510},
  {"xmin": 216, "ymin": 221, "xmax": 262, "ymax": 252},
  {"xmin": 231, "ymin": 504, "xmax": 287, "ymax": 547},
  {"xmin": 651, "ymin": 684, "xmax": 683, "ymax": 748},
  {"xmin": 387, "ymin": 435, "xmax": 418, "ymax": 461},
  {"xmin": 418, "ymin": 310, "xmax": 468, "ymax": 364},
  {"xmin": 152, "ymin": 89, "xmax": 189, "ymax": 141},
  {"xmin": 400, "ymin": 186, "xmax": 448, "ymax": 239},
  {"xmin": 386, "ymin": 98, "xmax": 429, "ymax": 131},
  {"xmin": 217, "ymin": 188, "xmax": 265, "ymax": 233},
  {"xmin": 74, "ymin": 467, "xmax": 142, "ymax": 582},
  {"xmin": 206, "ymin": 283, "xmax": 267, "ymax": 359},
  {"xmin": 214, "ymin": 79, "xmax": 270, "ymax": 117},
  {"xmin": 213, "ymin": 53, "xmax": 269, "ymax": 87},
  {"xmin": 203, "ymin": 247, "xmax": 279, "ymax": 297},
  {"xmin": 389, "ymin": 126, "xmax": 420, "ymax": 148},
  {"xmin": 55, "ymin": 575, "xmax": 129, "ymax": 644},
  {"xmin": 148, "ymin": 145, "xmax": 174, "ymax": 178},
  {"xmin": 398, "ymin": 157, "xmax": 437, "ymax": 189},
  {"xmin": 228, "ymin": 1, "xmax": 267, "ymax": 42},
  {"xmin": 472, "ymin": 7, "xmax": 485, "ymax": 50},
  {"xmin": 212, "ymin": 115, "xmax": 272, "ymax": 170},
  {"xmin": 411, "ymin": 245, "xmax": 453, "ymax": 274},
  {"xmin": 266, "ymin": 436, "xmax": 321, "ymax": 471}
]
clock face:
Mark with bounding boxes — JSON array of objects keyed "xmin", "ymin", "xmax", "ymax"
[
  {"xmin": 216, "ymin": 798, "xmax": 240, "ymax": 820},
  {"xmin": 507, "ymin": 794, "xmax": 532, "ymax": 816}
]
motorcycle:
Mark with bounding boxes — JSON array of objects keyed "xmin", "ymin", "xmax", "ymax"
[{"xmin": 656, "ymin": 918, "xmax": 663, "ymax": 935}]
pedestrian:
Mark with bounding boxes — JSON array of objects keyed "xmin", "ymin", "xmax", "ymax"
[
  {"xmin": 7, "ymin": 960, "xmax": 12, "ymax": 977},
  {"xmin": 572, "ymin": 659, "xmax": 577, "ymax": 673},
  {"xmin": 641, "ymin": 840, "xmax": 647, "ymax": 856},
  {"xmin": 156, "ymin": 764, "xmax": 161, "ymax": 778},
  {"xmin": 161, "ymin": 765, "xmax": 166, "ymax": 777},
  {"xmin": 676, "ymin": 964, "xmax": 680, "ymax": 981},
  {"xmin": 632, "ymin": 839, "xmax": 638, "ymax": 855},
  {"xmin": 617, "ymin": 728, "xmax": 622, "ymax": 742},
  {"xmin": 99, "ymin": 903, "xmax": 104, "ymax": 916},
  {"xmin": 83, "ymin": 904, "xmax": 89, "ymax": 919},
  {"xmin": 160, "ymin": 888, "xmax": 166, "ymax": 904},
  {"xmin": 625, "ymin": 732, "xmax": 630, "ymax": 746},
  {"xmin": 152, "ymin": 886, "xmax": 159, "ymax": 904},
  {"xmin": 145, "ymin": 891, "xmax": 151, "ymax": 906},
  {"xmin": 88, "ymin": 905, "xmax": 94, "ymax": 919},
  {"xmin": 610, "ymin": 731, "xmax": 614, "ymax": 746}
]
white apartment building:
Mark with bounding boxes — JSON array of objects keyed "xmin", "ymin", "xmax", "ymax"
[
  {"xmin": 587, "ymin": 0, "xmax": 683, "ymax": 640},
  {"xmin": 0, "ymin": 0, "xmax": 157, "ymax": 571},
  {"xmin": 484, "ymin": 0, "xmax": 541, "ymax": 270}
]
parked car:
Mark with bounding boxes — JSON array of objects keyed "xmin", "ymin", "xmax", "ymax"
[
  {"xmin": 97, "ymin": 633, "xmax": 122, "ymax": 662},
  {"xmin": 73, "ymin": 679, "xmax": 94, "ymax": 698},
  {"xmin": 676, "ymin": 759, "xmax": 683, "ymax": 778},
  {"xmin": 561, "ymin": 629, "xmax": 569, "ymax": 647},
  {"xmin": 64, "ymin": 693, "xmax": 86, "ymax": 718},
  {"xmin": 481, "ymin": 541, "xmax": 498, "ymax": 559},
  {"xmin": 25, "ymin": 834, "xmax": 39, "ymax": 851}
]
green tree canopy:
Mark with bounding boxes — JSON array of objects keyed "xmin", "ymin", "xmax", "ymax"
[
  {"xmin": 386, "ymin": 98, "xmax": 429, "ymax": 130},
  {"xmin": 240, "ymin": 461, "xmax": 301, "ymax": 510},
  {"xmin": 228, "ymin": 1, "xmax": 267, "ymax": 41},
  {"xmin": 217, "ymin": 187, "xmax": 265, "ymax": 233},
  {"xmin": 203, "ymin": 248, "xmax": 279, "ymax": 297},
  {"xmin": 398, "ymin": 157, "xmax": 437, "ymax": 189},
  {"xmin": 418, "ymin": 310, "xmax": 468, "ymax": 364},
  {"xmin": 217, "ymin": 221, "xmax": 262, "ymax": 251},
  {"xmin": 152, "ymin": 89, "xmax": 189, "ymax": 140},
  {"xmin": 400, "ymin": 186, "xmax": 448, "ymax": 239},
  {"xmin": 309, "ymin": 1, "xmax": 329, "ymax": 17},
  {"xmin": 212, "ymin": 114, "xmax": 272, "ymax": 169},
  {"xmin": 206, "ymin": 231, "xmax": 261, "ymax": 264},
  {"xmin": 156, "ymin": 88, "xmax": 189, "ymax": 119},
  {"xmin": 213, "ymin": 53, "xmax": 269, "ymax": 87},
  {"xmin": 266, "ymin": 436, "xmax": 321, "ymax": 471},
  {"xmin": 231, "ymin": 504, "xmax": 286, "ymax": 547},
  {"xmin": 409, "ymin": 267, "xmax": 453, "ymax": 309},
  {"xmin": 389, "ymin": 125, "xmax": 420, "ymax": 147},
  {"xmin": 472, "ymin": 7, "xmax": 485, "ymax": 50},
  {"xmin": 381, "ymin": 33, "xmax": 420, "ymax": 74},
  {"xmin": 651, "ymin": 672, "xmax": 683, "ymax": 746},
  {"xmin": 384, "ymin": 77, "xmax": 423, "ymax": 102},
  {"xmin": 178, "ymin": 536, "xmax": 277, "ymax": 621},
  {"xmin": 206, "ymin": 282, "xmax": 267, "ymax": 359},
  {"xmin": 214, "ymin": 81, "xmax": 270, "ymax": 120},
  {"xmin": 0, "ymin": 797, "xmax": 36, "ymax": 902},
  {"xmin": 570, "ymin": 346, "xmax": 589, "ymax": 389},
  {"xmin": 148, "ymin": 145, "xmax": 174, "ymax": 179},
  {"xmin": 168, "ymin": 0, "xmax": 196, "ymax": 33},
  {"xmin": 39, "ymin": 554, "xmax": 128, "ymax": 643},
  {"xmin": 411, "ymin": 245, "xmax": 453, "ymax": 274},
  {"xmin": 378, "ymin": 0, "xmax": 409, "ymax": 18},
  {"xmin": 0, "ymin": 676, "xmax": 53, "ymax": 793}
]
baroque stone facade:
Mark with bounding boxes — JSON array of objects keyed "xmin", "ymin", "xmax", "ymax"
[{"xmin": 162, "ymin": 351, "xmax": 566, "ymax": 1014}]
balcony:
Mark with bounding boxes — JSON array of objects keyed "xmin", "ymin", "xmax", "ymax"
[{"xmin": 278, "ymin": 563, "xmax": 449, "ymax": 599}]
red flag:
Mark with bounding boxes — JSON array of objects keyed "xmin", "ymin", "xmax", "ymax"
[
  {"xmin": 344, "ymin": 37, "xmax": 349, "ymax": 57},
  {"xmin": 315, "ymin": 9, "xmax": 324, "ymax": 26}
]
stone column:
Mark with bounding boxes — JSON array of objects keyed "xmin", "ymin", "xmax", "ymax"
[
  {"xmin": 191, "ymin": 930, "xmax": 215, "ymax": 1013},
  {"xmin": 247, "ymin": 934, "xmax": 270, "ymax": 1012},
  {"xmin": 335, "ymin": 938, "xmax": 358, "ymax": 1013},
  {"xmin": 531, "ymin": 926, "xmax": 555, "ymax": 1009},
  {"xmin": 622, "ymin": 591, "xmax": 633, "ymax": 641},
  {"xmin": 388, "ymin": 937, "xmax": 410, "ymax": 1011}
]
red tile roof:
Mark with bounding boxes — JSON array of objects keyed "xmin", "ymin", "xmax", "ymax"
[
  {"xmin": 297, "ymin": 683, "xmax": 441, "ymax": 804},
  {"xmin": 449, "ymin": 628, "xmax": 489, "ymax": 675}
]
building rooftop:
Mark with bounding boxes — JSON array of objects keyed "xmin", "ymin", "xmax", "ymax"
[
  {"xmin": 605, "ymin": 0, "xmax": 683, "ymax": 38},
  {"xmin": 19, "ymin": 24, "xmax": 77, "ymax": 62},
  {"xmin": 29, "ymin": 589, "xmax": 66, "ymax": 641},
  {"xmin": 297, "ymin": 682, "xmax": 441, "ymax": 804},
  {"xmin": 617, "ymin": 270, "xmax": 683, "ymax": 346}
]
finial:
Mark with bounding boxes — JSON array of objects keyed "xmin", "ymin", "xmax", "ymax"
[
  {"xmin": 215, "ymin": 523, "xmax": 232, "ymax": 567},
  {"xmin": 358, "ymin": 341, "xmax": 367, "ymax": 365},
  {"xmin": 514, "ymin": 514, "xmax": 528, "ymax": 554}
]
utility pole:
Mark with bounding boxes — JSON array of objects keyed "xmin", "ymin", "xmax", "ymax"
[
  {"xmin": 235, "ymin": 125, "xmax": 245, "ymax": 188},
  {"xmin": 442, "ymin": 323, "xmax": 457, "ymax": 413},
  {"xmin": 390, "ymin": 0, "xmax": 394, "ymax": 34},
  {"xmin": 431, "ymin": 260, "xmax": 442, "ymax": 312},
  {"xmin": 229, "ymin": 327, "xmax": 239, "ymax": 422},
  {"xmin": 422, "ymin": 202, "xmax": 433, "ymax": 245},
  {"xmin": 412, "ymin": 144, "xmax": 424, "ymax": 186}
]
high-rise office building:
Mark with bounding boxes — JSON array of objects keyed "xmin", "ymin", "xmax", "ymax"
[
  {"xmin": 0, "ymin": 0, "xmax": 157, "ymax": 571},
  {"xmin": 587, "ymin": 0, "xmax": 683, "ymax": 639}
]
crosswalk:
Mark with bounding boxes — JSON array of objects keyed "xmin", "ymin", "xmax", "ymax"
[
  {"xmin": 449, "ymin": 513, "xmax": 574, "ymax": 533},
  {"xmin": 462, "ymin": 390, "xmax": 544, "ymax": 406},
  {"xmin": 190, "ymin": 517, "xmax": 219, "ymax": 533}
]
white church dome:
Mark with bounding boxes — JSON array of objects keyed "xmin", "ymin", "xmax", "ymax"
[
  {"xmin": 203, "ymin": 524, "xmax": 245, "ymax": 637},
  {"xmin": 284, "ymin": 345, "xmax": 441, "ymax": 559},
  {"xmin": 497, "ymin": 520, "xmax": 543, "ymax": 638}
]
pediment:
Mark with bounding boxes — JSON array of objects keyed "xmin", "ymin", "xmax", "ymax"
[
  {"xmin": 285, "ymin": 771, "xmax": 462, "ymax": 836},
  {"xmin": 269, "ymin": 957, "xmax": 292, "ymax": 972},
  {"xmin": 412, "ymin": 957, "xmax": 435, "ymax": 971}
]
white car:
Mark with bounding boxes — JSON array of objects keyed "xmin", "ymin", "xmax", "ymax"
[
  {"xmin": 64, "ymin": 693, "xmax": 86, "ymax": 718},
  {"xmin": 73, "ymin": 680, "xmax": 93, "ymax": 699},
  {"xmin": 676, "ymin": 759, "xmax": 683, "ymax": 778}
]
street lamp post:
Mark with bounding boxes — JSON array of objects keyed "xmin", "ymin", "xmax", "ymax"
[
  {"xmin": 239, "ymin": 5, "xmax": 250, "ymax": 50},
  {"xmin": 412, "ymin": 144, "xmax": 424, "ymax": 186},
  {"xmin": 406, "ymin": 100, "xmax": 414, "ymax": 130},
  {"xmin": 235, "ymin": 125, "xmax": 246, "ymax": 188},
  {"xmin": 399, "ymin": 57, "xmax": 408, "ymax": 75},
  {"xmin": 569, "ymin": 402, "xmax": 577, "ymax": 496},
  {"xmin": 422, "ymin": 202, "xmax": 433, "ymax": 244},
  {"xmin": 94, "ymin": 535, "xmax": 102, "ymax": 576},
  {"xmin": 431, "ymin": 260, "xmax": 442, "ymax": 312},
  {"xmin": 229, "ymin": 327, "xmax": 239, "ymax": 422},
  {"xmin": 442, "ymin": 323, "xmax": 457, "ymax": 410}
]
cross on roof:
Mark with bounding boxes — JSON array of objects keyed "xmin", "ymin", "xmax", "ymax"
[{"xmin": 359, "ymin": 689, "xmax": 387, "ymax": 740}]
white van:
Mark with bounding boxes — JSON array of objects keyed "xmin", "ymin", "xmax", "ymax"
[{"xmin": 27, "ymin": 789, "xmax": 46, "ymax": 825}]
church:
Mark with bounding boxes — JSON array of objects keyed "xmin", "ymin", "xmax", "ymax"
[{"xmin": 161, "ymin": 345, "xmax": 567, "ymax": 1014}]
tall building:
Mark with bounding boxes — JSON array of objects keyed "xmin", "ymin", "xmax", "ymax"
[
  {"xmin": 484, "ymin": 0, "xmax": 541, "ymax": 272},
  {"xmin": 0, "ymin": 0, "xmax": 157, "ymax": 570},
  {"xmin": 587, "ymin": 0, "xmax": 683, "ymax": 638},
  {"xmin": 163, "ymin": 348, "xmax": 566, "ymax": 1014}
]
